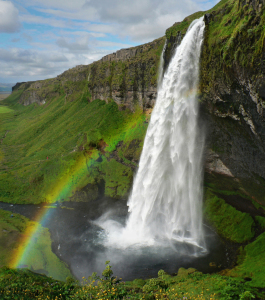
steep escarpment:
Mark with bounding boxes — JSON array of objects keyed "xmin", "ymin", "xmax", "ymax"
[
  {"xmin": 199, "ymin": 0, "xmax": 265, "ymax": 200},
  {"xmin": 90, "ymin": 38, "xmax": 165, "ymax": 110},
  {"xmin": 17, "ymin": 38, "xmax": 165, "ymax": 111},
  {"xmin": 0, "ymin": 37, "xmax": 164, "ymax": 204}
]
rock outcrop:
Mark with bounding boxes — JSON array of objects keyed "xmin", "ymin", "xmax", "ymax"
[
  {"xmin": 12, "ymin": 81, "xmax": 35, "ymax": 92},
  {"xmin": 199, "ymin": 0, "xmax": 265, "ymax": 186},
  {"xmin": 15, "ymin": 38, "xmax": 165, "ymax": 111}
]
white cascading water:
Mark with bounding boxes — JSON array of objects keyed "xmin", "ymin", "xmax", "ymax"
[
  {"xmin": 97, "ymin": 17, "xmax": 206, "ymax": 252},
  {"xmin": 157, "ymin": 39, "xmax": 167, "ymax": 89}
]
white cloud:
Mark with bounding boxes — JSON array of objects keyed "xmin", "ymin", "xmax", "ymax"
[
  {"xmin": 0, "ymin": 46, "xmax": 109, "ymax": 82},
  {"xmin": 19, "ymin": 14, "xmax": 72, "ymax": 29},
  {"xmin": 17, "ymin": 0, "xmax": 204, "ymax": 42},
  {"xmin": 19, "ymin": 0, "xmax": 88, "ymax": 11},
  {"xmin": 56, "ymin": 36, "xmax": 90, "ymax": 52},
  {"xmin": 1, "ymin": 0, "xmax": 218, "ymax": 82},
  {"xmin": 0, "ymin": 1, "xmax": 21, "ymax": 33},
  {"xmin": 85, "ymin": 0, "xmax": 200, "ymax": 42}
]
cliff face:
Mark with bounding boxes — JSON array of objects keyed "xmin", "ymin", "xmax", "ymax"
[
  {"xmin": 16, "ymin": 38, "xmax": 165, "ymax": 111},
  {"xmin": 88, "ymin": 38, "xmax": 165, "ymax": 110},
  {"xmin": 198, "ymin": 0, "xmax": 265, "ymax": 201}
]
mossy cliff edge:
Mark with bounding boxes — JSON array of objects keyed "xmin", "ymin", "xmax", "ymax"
[{"xmin": 14, "ymin": 37, "xmax": 165, "ymax": 111}]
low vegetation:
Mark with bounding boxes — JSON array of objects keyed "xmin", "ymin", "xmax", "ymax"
[
  {"xmin": 0, "ymin": 106, "xmax": 13, "ymax": 114},
  {"xmin": 204, "ymin": 190, "xmax": 255, "ymax": 243},
  {"xmin": 0, "ymin": 209, "xmax": 71, "ymax": 281},
  {"xmin": 0, "ymin": 89, "xmax": 148, "ymax": 204},
  {"xmin": 0, "ymin": 261, "xmax": 262, "ymax": 300}
]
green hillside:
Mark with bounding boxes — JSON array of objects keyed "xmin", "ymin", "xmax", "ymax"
[{"xmin": 0, "ymin": 89, "xmax": 148, "ymax": 203}]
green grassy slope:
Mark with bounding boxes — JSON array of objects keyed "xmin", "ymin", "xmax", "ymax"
[
  {"xmin": 0, "ymin": 209, "xmax": 71, "ymax": 281},
  {"xmin": 0, "ymin": 88, "xmax": 148, "ymax": 204}
]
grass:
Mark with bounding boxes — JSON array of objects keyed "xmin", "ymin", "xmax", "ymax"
[
  {"xmin": 0, "ymin": 87, "xmax": 148, "ymax": 204},
  {"xmin": 166, "ymin": 0, "xmax": 265, "ymax": 89},
  {"xmin": 204, "ymin": 190, "xmax": 255, "ymax": 243},
  {"xmin": 0, "ymin": 31, "xmax": 164, "ymax": 205},
  {"xmin": 228, "ymin": 232, "xmax": 265, "ymax": 288},
  {"xmin": 2, "ymin": 0, "xmax": 265, "ymax": 297},
  {"xmin": 199, "ymin": 0, "xmax": 265, "ymax": 104},
  {"xmin": 203, "ymin": 175, "xmax": 265, "ymax": 289},
  {"xmin": 0, "ymin": 106, "xmax": 13, "ymax": 114},
  {"xmin": 0, "ymin": 209, "xmax": 71, "ymax": 281},
  {"xmin": 0, "ymin": 262, "xmax": 262, "ymax": 300},
  {"xmin": 0, "ymin": 267, "xmax": 75, "ymax": 299},
  {"xmin": 255, "ymin": 216, "xmax": 265, "ymax": 229},
  {"xmin": 165, "ymin": 11, "xmax": 206, "ymax": 38}
]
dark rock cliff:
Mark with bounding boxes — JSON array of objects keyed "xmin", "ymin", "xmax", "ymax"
[
  {"xmin": 87, "ymin": 38, "xmax": 165, "ymax": 110},
  {"xmin": 199, "ymin": 0, "xmax": 265, "ymax": 203},
  {"xmin": 12, "ymin": 81, "xmax": 35, "ymax": 92}
]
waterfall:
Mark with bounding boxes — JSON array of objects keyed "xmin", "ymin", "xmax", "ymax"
[
  {"xmin": 97, "ymin": 17, "xmax": 206, "ymax": 252},
  {"xmin": 157, "ymin": 39, "xmax": 167, "ymax": 89}
]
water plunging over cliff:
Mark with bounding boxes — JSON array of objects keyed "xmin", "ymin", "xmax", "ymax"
[{"xmin": 97, "ymin": 17, "xmax": 206, "ymax": 252}]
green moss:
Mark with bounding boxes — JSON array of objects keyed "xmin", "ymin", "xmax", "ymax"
[
  {"xmin": 230, "ymin": 232, "xmax": 265, "ymax": 287},
  {"xmin": 166, "ymin": 11, "xmax": 205, "ymax": 38},
  {"xmin": 204, "ymin": 190, "xmax": 255, "ymax": 243},
  {"xmin": 88, "ymin": 37, "xmax": 165, "ymax": 102},
  {"xmin": 99, "ymin": 158, "xmax": 133, "ymax": 198},
  {"xmin": 200, "ymin": 0, "xmax": 265, "ymax": 102},
  {"xmin": 255, "ymin": 216, "xmax": 265, "ymax": 229}
]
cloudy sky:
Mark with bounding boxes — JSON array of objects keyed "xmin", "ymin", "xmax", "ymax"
[{"xmin": 0, "ymin": 0, "xmax": 218, "ymax": 84}]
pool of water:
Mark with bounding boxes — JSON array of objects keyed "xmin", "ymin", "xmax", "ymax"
[{"xmin": 0, "ymin": 198, "xmax": 231, "ymax": 281}]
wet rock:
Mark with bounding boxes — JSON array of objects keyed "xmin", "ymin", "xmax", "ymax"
[{"xmin": 204, "ymin": 13, "xmax": 213, "ymax": 25}]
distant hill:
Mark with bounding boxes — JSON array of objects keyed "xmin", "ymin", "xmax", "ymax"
[{"xmin": 0, "ymin": 83, "xmax": 14, "ymax": 92}]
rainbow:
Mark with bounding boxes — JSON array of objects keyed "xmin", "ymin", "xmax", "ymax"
[
  {"xmin": 9, "ymin": 208, "xmax": 50, "ymax": 269},
  {"xmin": 9, "ymin": 150, "xmax": 99, "ymax": 269}
]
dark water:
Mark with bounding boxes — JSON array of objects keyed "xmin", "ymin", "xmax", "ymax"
[{"xmin": 0, "ymin": 198, "xmax": 231, "ymax": 281}]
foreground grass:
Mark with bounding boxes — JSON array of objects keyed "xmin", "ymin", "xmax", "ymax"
[{"xmin": 0, "ymin": 262, "xmax": 262, "ymax": 300}]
